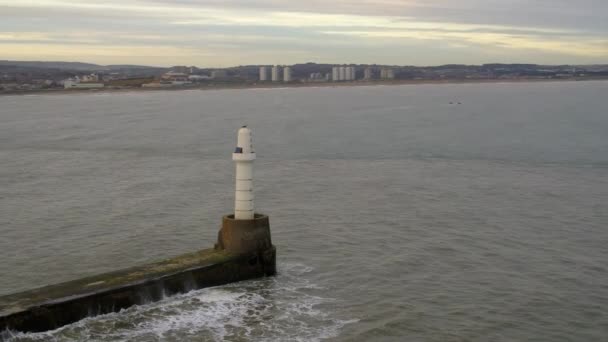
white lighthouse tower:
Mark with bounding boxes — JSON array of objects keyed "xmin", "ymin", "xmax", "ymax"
[
  {"xmin": 232, "ymin": 126, "xmax": 256, "ymax": 220},
  {"xmin": 217, "ymin": 127, "xmax": 274, "ymax": 269}
]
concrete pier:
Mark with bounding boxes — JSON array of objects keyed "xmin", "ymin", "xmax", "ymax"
[
  {"xmin": 0, "ymin": 245, "xmax": 275, "ymax": 334},
  {"xmin": 0, "ymin": 127, "xmax": 276, "ymax": 336}
]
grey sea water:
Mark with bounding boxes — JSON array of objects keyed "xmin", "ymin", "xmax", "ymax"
[{"xmin": 1, "ymin": 81, "xmax": 607, "ymax": 341}]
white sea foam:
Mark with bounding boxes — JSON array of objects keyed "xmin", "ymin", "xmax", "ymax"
[{"xmin": 6, "ymin": 263, "xmax": 358, "ymax": 342}]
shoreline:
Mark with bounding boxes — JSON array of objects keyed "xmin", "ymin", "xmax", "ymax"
[{"xmin": 2, "ymin": 77, "xmax": 607, "ymax": 97}]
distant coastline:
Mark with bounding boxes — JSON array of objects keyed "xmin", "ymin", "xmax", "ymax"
[{"xmin": 2, "ymin": 77, "xmax": 607, "ymax": 96}]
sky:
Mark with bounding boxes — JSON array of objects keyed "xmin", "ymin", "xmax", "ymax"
[{"xmin": 0, "ymin": 0, "xmax": 607, "ymax": 67}]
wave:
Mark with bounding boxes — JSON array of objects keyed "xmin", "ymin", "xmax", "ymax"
[{"xmin": 5, "ymin": 263, "xmax": 357, "ymax": 342}]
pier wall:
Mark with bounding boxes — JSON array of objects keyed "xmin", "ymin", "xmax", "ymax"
[{"xmin": 0, "ymin": 247, "xmax": 275, "ymax": 335}]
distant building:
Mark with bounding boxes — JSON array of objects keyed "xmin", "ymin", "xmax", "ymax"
[
  {"xmin": 144, "ymin": 73, "xmax": 199, "ymax": 87},
  {"xmin": 283, "ymin": 67, "xmax": 292, "ymax": 82},
  {"xmin": 309, "ymin": 72, "xmax": 323, "ymax": 79},
  {"xmin": 188, "ymin": 75, "xmax": 211, "ymax": 82},
  {"xmin": 307, "ymin": 72, "xmax": 327, "ymax": 83},
  {"xmin": 80, "ymin": 74, "xmax": 99, "ymax": 82},
  {"xmin": 210, "ymin": 70, "xmax": 227, "ymax": 79},
  {"xmin": 346, "ymin": 66, "xmax": 356, "ymax": 81},
  {"xmin": 332, "ymin": 67, "xmax": 339, "ymax": 82},
  {"xmin": 364, "ymin": 68, "xmax": 373, "ymax": 80},
  {"xmin": 161, "ymin": 72, "xmax": 189, "ymax": 82},
  {"xmin": 259, "ymin": 66, "xmax": 268, "ymax": 81},
  {"xmin": 339, "ymin": 66, "xmax": 346, "ymax": 81},
  {"xmin": 271, "ymin": 66, "xmax": 280, "ymax": 82},
  {"xmin": 380, "ymin": 68, "xmax": 395, "ymax": 79},
  {"xmin": 171, "ymin": 66, "xmax": 190, "ymax": 74},
  {"xmin": 63, "ymin": 77, "xmax": 104, "ymax": 89},
  {"xmin": 0, "ymin": 83, "xmax": 19, "ymax": 91},
  {"xmin": 160, "ymin": 72, "xmax": 192, "ymax": 86},
  {"xmin": 102, "ymin": 73, "xmax": 121, "ymax": 82}
]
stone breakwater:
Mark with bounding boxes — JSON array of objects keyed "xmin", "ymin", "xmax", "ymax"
[{"xmin": 0, "ymin": 214, "xmax": 276, "ymax": 336}]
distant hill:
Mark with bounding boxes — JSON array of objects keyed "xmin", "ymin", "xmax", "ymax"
[
  {"xmin": 0, "ymin": 61, "xmax": 165, "ymax": 71},
  {"xmin": 0, "ymin": 61, "xmax": 104, "ymax": 71},
  {"xmin": 106, "ymin": 64, "xmax": 164, "ymax": 70}
]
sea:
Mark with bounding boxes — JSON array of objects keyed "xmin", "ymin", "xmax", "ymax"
[{"xmin": 1, "ymin": 81, "xmax": 607, "ymax": 341}]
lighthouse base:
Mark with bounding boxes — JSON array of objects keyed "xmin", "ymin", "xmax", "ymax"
[{"xmin": 215, "ymin": 213, "xmax": 276, "ymax": 276}]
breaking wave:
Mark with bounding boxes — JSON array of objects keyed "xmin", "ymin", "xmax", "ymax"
[{"xmin": 4, "ymin": 263, "xmax": 357, "ymax": 342}]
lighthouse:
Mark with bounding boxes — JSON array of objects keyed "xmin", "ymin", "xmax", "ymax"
[
  {"xmin": 233, "ymin": 126, "xmax": 256, "ymax": 220},
  {"xmin": 215, "ymin": 126, "xmax": 275, "ymax": 272}
]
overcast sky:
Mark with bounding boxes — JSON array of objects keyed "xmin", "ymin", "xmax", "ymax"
[{"xmin": 1, "ymin": 0, "xmax": 606, "ymax": 67}]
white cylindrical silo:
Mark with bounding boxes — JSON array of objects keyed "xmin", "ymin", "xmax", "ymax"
[
  {"xmin": 339, "ymin": 66, "xmax": 346, "ymax": 81},
  {"xmin": 332, "ymin": 67, "xmax": 339, "ymax": 81},
  {"xmin": 232, "ymin": 126, "xmax": 256, "ymax": 220}
]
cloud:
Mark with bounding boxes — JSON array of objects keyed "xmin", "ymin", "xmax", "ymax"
[
  {"xmin": 322, "ymin": 30, "xmax": 608, "ymax": 58},
  {"xmin": 0, "ymin": 0, "xmax": 606, "ymax": 66},
  {"xmin": 145, "ymin": 0, "xmax": 608, "ymax": 32}
]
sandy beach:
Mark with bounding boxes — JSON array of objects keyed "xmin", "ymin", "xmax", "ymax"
[{"xmin": 2, "ymin": 77, "xmax": 606, "ymax": 96}]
